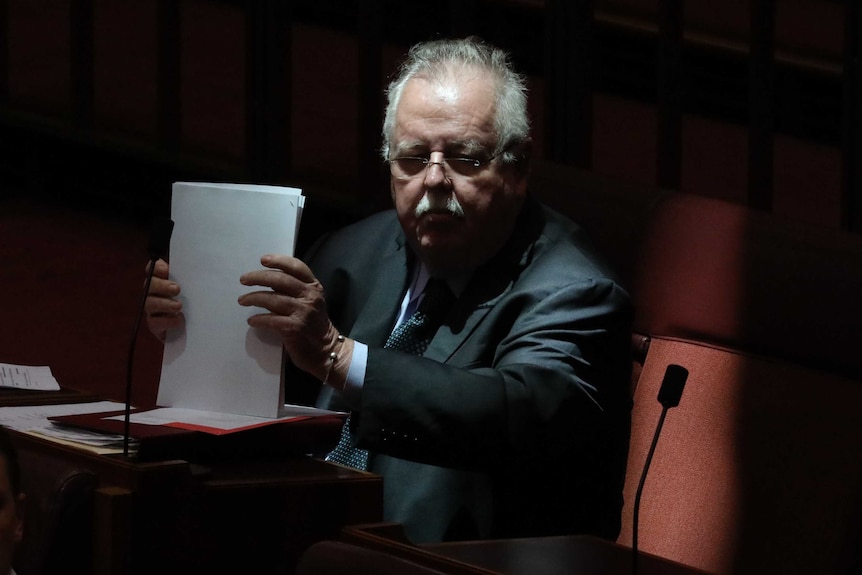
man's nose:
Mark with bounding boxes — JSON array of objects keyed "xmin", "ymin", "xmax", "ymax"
[{"xmin": 423, "ymin": 152, "xmax": 451, "ymax": 186}]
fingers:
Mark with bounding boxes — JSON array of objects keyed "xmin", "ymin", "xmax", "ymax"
[
  {"xmin": 238, "ymin": 270, "xmax": 308, "ymax": 300},
  {"xmin": 144, "ymin": 258, "xmax": 183, "ymax": 340},
  {"xmin": 146, "ymin": 258, "xmax": 171, "ymax": 280},
  {"xmin": 238, "ymin": 255, "xmax": 337, "ymax": 377},
  {"xmin": 148, "ymin": 275, "xmax": 181, "ymax": 299},
  {"xmin": 145, "ymin": 273, "xmax": 182, "ymax": 315},
  {"xmin": 239, "ymin": 255, "xmax": 321, "ymax": 304},
  {"xmin": 259, "ymin": 254, "xmax": 316, "ymax": 283},
  {"xmin": 237, "ymin": 281, "xmax": 326, "ymax": 326},
  {"xmin": 144, "ymin": 259, "xmax": 178, "ymax": 298}
]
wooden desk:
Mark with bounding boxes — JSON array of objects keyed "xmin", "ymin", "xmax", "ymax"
[
  {"xmin": 425, "ymin": 537, "xmax": 709, "ymax": 575},
  {"xmin": 3, "ymin": 391, "xmax": 382, "ymax": 574},
  {"xmin": 340, "ymin": 524, "xmax": 710, "ymax": 575}
]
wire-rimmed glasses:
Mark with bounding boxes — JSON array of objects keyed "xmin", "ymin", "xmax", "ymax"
[{"xmin": 388, "ymin": 155, "xmax": 496, "ymax": 181}]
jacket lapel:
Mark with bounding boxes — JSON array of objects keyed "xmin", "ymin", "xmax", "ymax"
[
  {"xmin": 422, "ymin": 263, "xmax": 515, "ymax": 364},
  {"xmin": 348, "ymin": 243, "xmax": 410, "ymax": 347}
]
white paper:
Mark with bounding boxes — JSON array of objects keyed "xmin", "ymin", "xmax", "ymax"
[
  {"xmin": 0, "ymin": 402, "xmax": 133, "ymax": 454},
  {"xmin": 157, "ymin": 182, "xmax": 305, "ymax": 418},
  {"xmin": 0, "ymin": 401, "xmax": 126, "ymax": 435},
  {"xmin": 35, "ymin": 425, "xmax": 128, "ymax": 447},
  {"xmin": 106, "ymin": 404, "xmax": 343, "ymax": 432},
  {"xmin": 0, "ymin": 363, "xmax": 61, "ymax": 391}
]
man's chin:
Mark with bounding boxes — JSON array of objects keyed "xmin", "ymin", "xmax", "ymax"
[
  {"xmin": 417, "ymin": 233, "xmax": 457, "ymax": 253},
  {"xmin": 416, "ymin": 217, "xmax": 463, "ymax": 246},
  {"xmin": 418, "ymin": 210, "xmax": 463, "ymax": 230},
  {"xmin": 414, "ymin": 235, "xmax": 469, "ymax": 276}
]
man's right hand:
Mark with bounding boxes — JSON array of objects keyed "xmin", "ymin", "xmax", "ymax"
[{"xmin": 144, "ymin": 258, "xmax": 183, "ymax": 341}]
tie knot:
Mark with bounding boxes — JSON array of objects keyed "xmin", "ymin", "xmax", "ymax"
[{"xmin": 382, "ymin": 277, "xmax": 454, "ymax": 355}]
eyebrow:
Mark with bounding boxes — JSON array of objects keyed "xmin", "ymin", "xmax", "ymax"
[{"xmin": 393, "ymin": 140, "xmax": 489, "ymax": 156}]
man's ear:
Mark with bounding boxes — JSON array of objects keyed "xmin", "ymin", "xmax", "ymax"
[
  {"xmin": 510, "ymin": 138, "xmax": 533, "ymax": 178},
  {"xmin": 506, "ymin": 139, "xmax": 533, "ymax": 197}
]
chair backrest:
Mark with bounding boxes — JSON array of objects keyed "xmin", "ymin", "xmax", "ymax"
[
  {"xmin": 618, "ymin": 336, "xmax": 862, "ymax": 574},
  {"xmin": 531, "ymin": 160, "xmax": 862, "ymax": 381},
  {"xmin": 629, "ymin": 192, "xmax": 862, "ymax": 382},
  {"xmin": 13, "ymin": 447, "xmax": 97, "ymax": 575}
]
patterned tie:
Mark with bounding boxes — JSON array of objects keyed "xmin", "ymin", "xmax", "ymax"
[{"xmin": 325, "ymin": 278, "xmax": 455, "ymax": 470}]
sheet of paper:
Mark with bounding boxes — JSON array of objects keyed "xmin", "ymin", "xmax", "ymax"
[
  {"xmin": 21, "ymin": 430, "xmax": 129, "ymax": 455},
  {"xmin": 0, "ymin": 401, "xmax": 126, "ymax": 436},
  {"xmin": 1, "ymin": 400, "xmax": 133, "ymax": 453},
  {"xmin": 157, "ymin": 182, "xmax": 305, "ymax": 418},
  {"xmin": 106, "ymin": 404, "xmax": 344, "ymax": 435},
  {"xmin": 0, "ymin": 362, "xmax": 61, "ymax": 391}
]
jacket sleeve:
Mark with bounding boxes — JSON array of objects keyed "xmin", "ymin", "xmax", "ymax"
[{"xmin": 356, "ymin": 275, "xmax": 633, "ymax": 471}]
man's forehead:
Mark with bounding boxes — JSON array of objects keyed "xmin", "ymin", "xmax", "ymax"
[
  {"xmin": 430, "ymin": 82, "xmax": 460, "ymax": 105},
  {"xmin": 405, "ymin": 69, "xmax": 493, "ymax": 102},
  {"xmin": 393, "ymin": 76, "xmax": 496, "ymax": 148}
]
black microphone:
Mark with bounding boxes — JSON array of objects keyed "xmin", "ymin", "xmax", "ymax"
[
  {"xmin": 631, "ymin": 364, "xmax": 689, "ymax": 575},
  {"xmin": 123, "ymin": 216, "xmax": 174, "ymax": 457},
  {"xmin": 147, "ymin": 216, "xmax": 174, "ymax": 261}
]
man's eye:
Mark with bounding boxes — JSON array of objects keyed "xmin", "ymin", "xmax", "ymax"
[
  {"xmin": 394, "ymin": 157, "xmax": 427, "ymax": 175},
  {"xmin": 447, "ymin": 157, "xmax": 483, "ymax": 174}
]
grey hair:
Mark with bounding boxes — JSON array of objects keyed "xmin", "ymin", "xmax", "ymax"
[{"xmin": 381, "ymin": 37, "xmax": 530, "ymax": 165}]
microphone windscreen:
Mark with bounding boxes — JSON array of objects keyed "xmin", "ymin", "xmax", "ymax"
[
  {"xmin": 148, "ymin": 217, "xmax": 174, "ymax": 260},
  {"xmin": 657, "ymin": 364, "xmax": 688, "ymax": 408}
]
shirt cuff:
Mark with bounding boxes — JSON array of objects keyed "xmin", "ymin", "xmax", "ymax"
[{"xmin": 341, "ymin": 340, "xmax": 368, "ymax": 408}]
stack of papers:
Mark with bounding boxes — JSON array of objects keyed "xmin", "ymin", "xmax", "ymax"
[
  {"xmin": 0, "ymin": 363, "xmax": 61, "ymax": 391},
  {"xmin": 157, "ymin": 182, "xmax": 306, "ymax": 419},
  {"xmin": 108, "ymin": 404, "xmax": 343, "ymax": 436},
  {"xmin": 0, "ymin": 401, "xmax": 132, "ymax": 454}
]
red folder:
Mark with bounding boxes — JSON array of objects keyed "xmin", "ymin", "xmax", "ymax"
[{"xmin": 50, "ymin": 409, "xmax": 346, "ymax": 461}]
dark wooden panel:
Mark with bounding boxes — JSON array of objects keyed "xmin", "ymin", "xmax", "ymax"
[
  {"xmin": 748, "ymin": 0, "xmax": 776, "ymax": 211},
  {"xmin": 357, "ymin": 0, "xmax": 385, "ymax": 204},
  {"xmin": 843, "ymin": 0, "xmax": 862, "ymax": 232},
  {"xmin": 656, "ymin": 0, "xmax": 682, "ymax": 190},
  {"xmin": 545, "ymin": 0, "xmax": 594, "ymax": 168},
  {"xmin": 71, "ymin": 0, "xmax": 94, "ymax": 131},
  {"xmin": 157, "ymin": 0, "xmax": 180, "ymax": 155},
  {"xmin": 245, "ymin": 0, "xmax": 292, "ymax": 183},
  {"xmin": 0, "ymin": 0, "xmax": 8, "ymax": 105}
]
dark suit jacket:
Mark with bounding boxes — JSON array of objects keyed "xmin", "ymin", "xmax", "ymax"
[{"xmin": 298, "ymin": 196, "xmax": 633, "ymax": 544}]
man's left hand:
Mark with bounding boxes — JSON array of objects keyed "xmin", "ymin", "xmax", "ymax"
[{"xmin": 238, "ymin": 254, "xmax": 351, "ymax": 389}]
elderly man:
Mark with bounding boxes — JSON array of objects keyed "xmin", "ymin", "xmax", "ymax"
[{"xmin": 147, "ymin": 37, "xmax": 632, "ymax": 544}]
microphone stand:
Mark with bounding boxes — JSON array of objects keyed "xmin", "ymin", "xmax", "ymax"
[
  {"xmin": 632, "ymin": 364, "xmax": 688, "ymax": 575},
  {"xmin": 123, "ymin": 217, "xmax": 173, "ymax": 457}
]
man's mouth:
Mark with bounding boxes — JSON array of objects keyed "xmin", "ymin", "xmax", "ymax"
[{"xmin": 421, "ymin": 209, "xmax": 462, "ymax": 220}]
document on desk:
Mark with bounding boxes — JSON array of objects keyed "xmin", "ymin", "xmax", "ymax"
[
  {"xmin": 0, "ymin": 362, "xmax": 61, "ymax": 391},
  {"xmin": 157, "ymin": 182, "xmax": 305, "ymax": 419},
  {"xmin": 105, "ymin": 404, "xmax": 344, "ymax": 436},
  {"xmin": 0, "ymin": 401, "xmax": 130, "ymax": 453},
  {"xmin": 0, "ymin": 402, "xmax": 132, "ymax": 455}
]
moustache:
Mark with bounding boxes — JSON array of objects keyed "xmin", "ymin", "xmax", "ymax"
[{"xmin": 414, "ymin": 193, "xmax": 465, "ymax": 218}]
